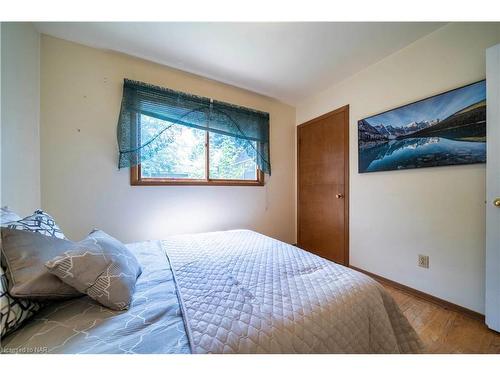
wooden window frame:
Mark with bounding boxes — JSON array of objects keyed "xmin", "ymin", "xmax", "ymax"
[{"xmin": 131, "ymin": 131, "xmax": 264, "ymax": 186}]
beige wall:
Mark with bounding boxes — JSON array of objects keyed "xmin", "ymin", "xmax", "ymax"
[
  {"xmin": 296, "ymin": 23, "xmax": 500, "ymax": 313},
  {"xmin": 40, "ymin": 35, "xmax": 296, "ymax": 244},
  {"xmin": 1, "ymin": 23, "xmax": 40, "ymax": 215}
]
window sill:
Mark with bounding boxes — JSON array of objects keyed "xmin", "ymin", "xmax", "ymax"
[{"xmin": 130, "ymin": 166, "xmax": 264, "ymax": 186}]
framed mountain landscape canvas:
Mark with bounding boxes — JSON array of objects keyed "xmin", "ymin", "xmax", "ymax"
[{"xmin": 358, "ymin": 80, "xmax": 486, "ymax": 173}]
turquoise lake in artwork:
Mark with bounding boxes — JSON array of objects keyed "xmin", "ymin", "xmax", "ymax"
[{"xmin": 359, "ymin": 137, "xmax": 486, "ymax": 173}]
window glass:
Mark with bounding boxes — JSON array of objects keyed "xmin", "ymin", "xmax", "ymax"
[
  {"xmin": 138, "ymin": 114, "xmax": 259, "ymax": 183},
  {"xmin": 140, "ymin": 115, "xmax": 206, "ymax": 179},
  {"xmin": 209, "ymin": 132, "xmax": 257, "ymax": 180}
]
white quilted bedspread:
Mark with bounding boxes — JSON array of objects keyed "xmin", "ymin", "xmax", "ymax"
[{"xmin": 162, "ymin": 230, "xmax": 422, "ymax": 354}]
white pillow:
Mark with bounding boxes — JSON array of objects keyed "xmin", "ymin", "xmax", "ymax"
[
  {"xmin": 1, "ymin": 207, "xmax": 22, "ymax": 226},
  {"xmin": 4, "ymin": 209, "xmax": 66, "ymax": 239}
]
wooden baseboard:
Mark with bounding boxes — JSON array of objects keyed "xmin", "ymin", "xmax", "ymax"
[{"xmin": 349, "ymin": 265, "xmax": 485, "ymax": 322}]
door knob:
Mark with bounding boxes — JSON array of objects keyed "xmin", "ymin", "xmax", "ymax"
[
  {"xmin": 494, "ymin": 198, "xmax": 500, "ymax": 207},
  {"xmin": 336, "ymin": 193, "xmax": 344, "ymax": 199}
]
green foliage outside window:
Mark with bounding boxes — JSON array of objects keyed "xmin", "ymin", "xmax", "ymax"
[{"xmin": 140, "ymin": 115, "xmax": 257, "ymax": 180}]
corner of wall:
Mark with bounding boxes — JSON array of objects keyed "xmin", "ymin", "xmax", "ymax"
[{"xmin": 0, "ymin": 22, "xmax": 41, "ymax": 215}]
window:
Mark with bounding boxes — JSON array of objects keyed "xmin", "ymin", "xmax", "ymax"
[
  {"xmin": 131, "ymin": 114, "xmax": 264, "ymax": 186},
  {"xmin": 118, "ymin": 80, "xmax": 270, "ymax": 183}
]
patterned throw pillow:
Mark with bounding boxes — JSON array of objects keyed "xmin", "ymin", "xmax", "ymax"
[
  {"xmin": 45, "ymin": 230, "xmax": 142, "ymax": 311},
  {"xmin": 6, "ymin": 210, "xmax": 65, "ymax": 239},
  {"xmin": 1, "ymin": 267, "xmax": 44, "ymax": 337}
]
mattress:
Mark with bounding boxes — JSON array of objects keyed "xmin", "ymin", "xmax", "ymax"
[{"xmin": 1, "ymin": 230, "xmax": 422, "ymax": 354}]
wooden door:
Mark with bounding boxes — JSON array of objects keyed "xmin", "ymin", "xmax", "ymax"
[{"xmin": 297, "ymin": 105, "xmax": 349, "ymax": 265}]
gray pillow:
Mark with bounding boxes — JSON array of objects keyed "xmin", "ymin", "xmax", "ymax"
[
  {"xmin": 1, "ymin": 211, "xmax": 65, "ymax": 337},
  {"xmin": 45, "ymin": 230, "xmax": 142, "ymax": 311},
  {"xmin": 1, "ymin": 228, "xmax": 83, "ymax": 299},
  {"xmin": 1, "ymin": 266, "xmax": 44, "ymax": 338}
]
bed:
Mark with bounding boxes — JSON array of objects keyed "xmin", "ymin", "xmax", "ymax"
[{"xmin": 1, "ymin": 230, "xmax": 422, "ymax": 354}]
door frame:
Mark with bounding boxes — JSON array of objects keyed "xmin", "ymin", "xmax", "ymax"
[
  {"xmin": 486, "ymin": 44, "xmax": 500, "ymax": 332},
  {"xmin": 297, "ymin": 105, "xmax": 350, "ymax": 266}
]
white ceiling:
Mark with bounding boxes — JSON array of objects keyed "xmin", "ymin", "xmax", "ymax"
[{"xmin": 34, "ymin": 22, "xmax": 445, "ymax": 105}]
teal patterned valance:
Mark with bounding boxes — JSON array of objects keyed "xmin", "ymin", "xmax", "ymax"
[{"xmin": 117, "ymin": 79, "xmax": 271, "ymax": 174}]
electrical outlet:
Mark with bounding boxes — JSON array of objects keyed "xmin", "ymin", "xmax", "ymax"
[{"xmin": 418, "ymin": 255, "xmax": 429, "ymax": 269}]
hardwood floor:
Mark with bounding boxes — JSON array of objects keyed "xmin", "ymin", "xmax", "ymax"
[{"xmin": 382, "ymin": 282, "xmax": 500, "ymax": 353}]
